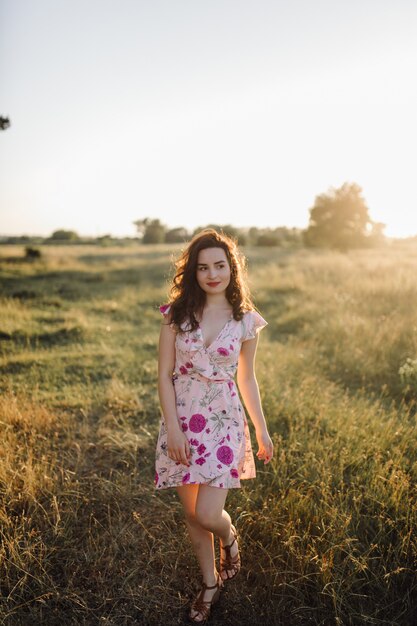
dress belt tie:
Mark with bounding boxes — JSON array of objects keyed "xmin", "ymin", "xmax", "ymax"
[{"xmin": 173, "ymin": 373, "xmax": 234, "ymax": 384}]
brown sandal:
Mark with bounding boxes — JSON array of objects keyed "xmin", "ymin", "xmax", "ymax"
[
  {"xmin": 220, "ymin": 524, "xmax": 241, "ymax": 581},
  {"xmin": 188, "ymin": 573, "xmax": 223, "ymax": 624}
]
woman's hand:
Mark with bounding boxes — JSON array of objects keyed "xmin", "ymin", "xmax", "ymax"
[
  {"xmin": 167, "ymin": 425, "xmax": 191, "ymax": 466},
  {"xmin": 256, "ymin": 429, "xmax": 274, "ymax": 464}
]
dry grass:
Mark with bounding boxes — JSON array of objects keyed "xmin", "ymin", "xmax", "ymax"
[{"xmin": 1, "ymin": 242, "xmax": 417, "ymax": 625}]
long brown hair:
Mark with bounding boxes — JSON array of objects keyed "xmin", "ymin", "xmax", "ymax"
[{"xmin": 166, "ymin": 229, "xmax": 254, "ymax": 332}]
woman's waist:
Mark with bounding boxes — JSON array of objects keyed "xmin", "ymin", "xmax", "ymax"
[{"xmin": 173, "ymin": 371, "xmax": 235, "ymax": 384}]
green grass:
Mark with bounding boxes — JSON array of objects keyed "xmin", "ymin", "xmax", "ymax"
[{"xmin": 1, "ymin": 242, "xmax": 417, "ymax": 625}]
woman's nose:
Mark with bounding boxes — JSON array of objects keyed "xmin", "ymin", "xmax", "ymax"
[{"xmin": 208, "ymin": 267, "xmax": 218, "ymax": 279}]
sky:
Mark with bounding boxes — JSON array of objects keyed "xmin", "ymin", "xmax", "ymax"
[{"xmin": 1, "ymin": 0, "xmax": 416, "ymax": 238}]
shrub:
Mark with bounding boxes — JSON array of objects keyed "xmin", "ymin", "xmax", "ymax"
[{"xmin": 24, "ymin": 246, "xmax": 42, "ymax": 260}]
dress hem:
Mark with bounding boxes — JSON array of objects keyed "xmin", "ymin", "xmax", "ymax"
[{"xmin": 155, "ymin": 475, "xmax": 256, "ymax": 491}]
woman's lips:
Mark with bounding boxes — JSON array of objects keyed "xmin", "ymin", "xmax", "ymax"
[{"xmin": 207, "ymin": 281, "xmax": 221, "ymax": 287}]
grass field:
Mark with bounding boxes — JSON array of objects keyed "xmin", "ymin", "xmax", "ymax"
[{"xmin": 1, "ymin": 242, "xmax": 417, "ymax": 626}]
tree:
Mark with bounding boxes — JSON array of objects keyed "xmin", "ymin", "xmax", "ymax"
[
  {"xmin": 133, "ymin": 218, "xmax": 151, "ymax": 238},
  {"xmin": 165, "ymin": 227, "xmax": 189, "ymax": 243},
  {"xmin": 133, "ymin": 218, "xmax": 166, "ymax": 243},
  {"xmin": 96, "ymin": 234, "xmax": 113, "ymax": 246},
  {"xmin": 48, "ymin": 229, "xmax": 80, "ymax": 241},
  {"xmin": 304, "ymin": 182, "xmax": 384, "ymax": 250},
  {"xmin": 0, "ymin": 116, "xmax": 10, "ymax": 130}
]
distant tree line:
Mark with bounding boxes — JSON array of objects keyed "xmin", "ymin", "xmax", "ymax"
[
  {"xmin": 133, "ymin": 183, "xmax": 385, "ymax": 249},
  {"xmin": 1, "ymin": 182, "xmax": 389, "ymax": 250},
  {"xmin": 1, "ymin": 226, "xmax": 302, "ymax": 248},
  {"xmin": 133, "ymin": 218, "xmax": 303, "ymax": 247},
  {"xmin": 1, "ymin": 231, "xmax": 138, "ymax": 246}
]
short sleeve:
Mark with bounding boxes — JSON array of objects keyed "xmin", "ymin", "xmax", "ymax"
[
  {"xmin": 159, "ymin": 303, "xmax": 171, "ymax": 317},
  {"xmin": 242, "ymin": 310, "xmax": 268, "ymax": 341}
]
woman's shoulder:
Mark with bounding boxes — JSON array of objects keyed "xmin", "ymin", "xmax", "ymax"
[
  {"xmin": 159, "ymin": 303, "xmax": 176, "ymax": 330},
  {"xmin": 159, "ymin": 302, "xmax": 194, "ymax": 332},
  {"xmin": 240, "ymin": 308, "xmax": 268, "ymax": 340},
  {"xmin": 241, "ymin": 307, "xmax": 265, "ymax": 319}
]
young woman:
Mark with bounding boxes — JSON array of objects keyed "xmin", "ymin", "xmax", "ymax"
[{"xmin": 155, "ymin": 228, "xmax": 274, "ymax": 623}]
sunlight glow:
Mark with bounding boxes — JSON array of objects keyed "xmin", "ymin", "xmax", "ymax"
[{"xmin": 1, "ymin": 0, "xmax": 416, "ymax": 238}]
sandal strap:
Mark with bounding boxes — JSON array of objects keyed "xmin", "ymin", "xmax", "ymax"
[
  {"xmin": 220, "ymin": 536, "xmax": 236, "ymax": 552},
  {"xmin": 220, "ymin": 557, "xmax": 240, "ymax": 571},
  {"xmin": 192, "ymin": 597, "xmax": 210, "ymax": 619},
  {"xmin": 201, "ymin": 580, "xmax": 220, "ymax": 590},
  {"xmin": 220, "ymin": 527, "xmax": 240, "ymax": 573},
  {"xmin": 190, "ymin": 577, "xmax": 221, "ymax": 621},
  {"xmin": 221, "ymin": 552, "xmax": 240, "ymax": 564}
]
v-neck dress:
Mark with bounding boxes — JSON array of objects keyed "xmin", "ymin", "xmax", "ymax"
[{"xmin": 154, "ymin": 306, "xmax": 267, "ymax": 490}]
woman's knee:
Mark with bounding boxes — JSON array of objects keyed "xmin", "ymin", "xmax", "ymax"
[
  {"xmin": 194, "ymin": 504, "xmax": 222, "ymax": 529},
  {"xmin": 184, "ymin": 509, "xmax": 199, "ymax": 527}
]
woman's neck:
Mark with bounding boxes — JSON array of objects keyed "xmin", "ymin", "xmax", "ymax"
[{"xmin": 203, "ymin": 293, "xmax": 231, "ymax": 310}]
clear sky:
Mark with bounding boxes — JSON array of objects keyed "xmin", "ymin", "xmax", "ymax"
[{"xmin": 1, "ymin": 0, "xmax": 416, "ymax": 238}]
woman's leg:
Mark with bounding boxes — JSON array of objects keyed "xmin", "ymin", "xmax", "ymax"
[
  {"xmin": 177, "ymin": 484, "xmax": 233, "ymax": 576},
  {"xmin": 176, "ymin": 484, "xmax": 221, "ymax": 622},
  {"xmin": 194, "ymin": 485, "xmax": 240, "ymax": 581},
  {"xmin": 176, "ymin": 484, "xmax": 218, "ymax": 585}
]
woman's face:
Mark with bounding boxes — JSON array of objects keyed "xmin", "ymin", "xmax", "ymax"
[{"xmin": 196, "ymin": 247, "xmax": 231, "ymax": 295}]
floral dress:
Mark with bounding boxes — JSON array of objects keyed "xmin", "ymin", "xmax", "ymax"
[{"xmin": 154, "ymin": 306, "xmax": 267, "ymax": 490}]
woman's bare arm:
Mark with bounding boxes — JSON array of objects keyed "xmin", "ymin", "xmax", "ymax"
[
  {"xmin": 237, "ymin": 334, "xmax": 274, "ymax": 464},
  {"xmin": 158, "ymin": 319, "xmax": 190, "ymax": 466}
]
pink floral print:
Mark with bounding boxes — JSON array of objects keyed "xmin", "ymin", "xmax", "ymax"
[
  {"xmin": 189, "ymin": 413, "xmax": 207, "ymax": 433},
  {"xmin": 154, "ymin": 307, "xmax": 267, "ymax": 489},
  {"xmin": 217, "ymin": 445, "xmax": 234, "ymax": 465}
]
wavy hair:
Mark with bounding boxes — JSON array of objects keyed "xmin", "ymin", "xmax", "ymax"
[{"xmin": 166, "ymin": 229, "xmax": 254, "ymax": 332}]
